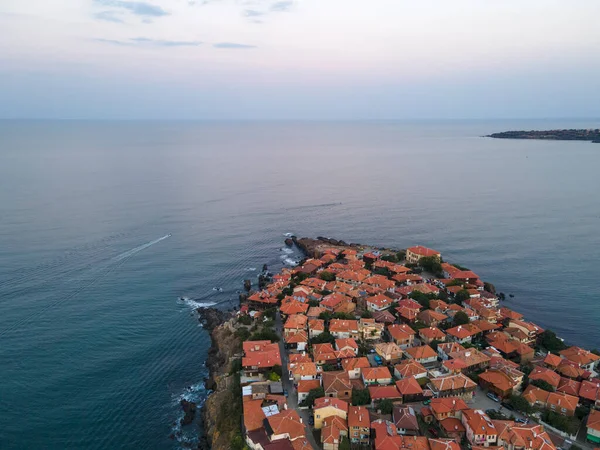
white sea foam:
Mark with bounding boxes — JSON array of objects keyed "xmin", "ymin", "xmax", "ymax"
[
  {"xmin": 178, "ymin": 297, "xmax": 217, "ymax": 309},
  {"xmin": 282, "ymin": 257, "xmax": 298, "ymax": 266},
  {"xmin": 281, "ymin": 247, "xmax": 294, "ymax": 255},
  {"xmin": 283, "ymin": 232, "xmax": 294, "ymax": 237},
  {"xmin": 245, "ymin": 267, "xmax": 257, "ymax": 271}
]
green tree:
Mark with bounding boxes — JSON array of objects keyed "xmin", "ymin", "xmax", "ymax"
[
  {"xmin": 250, "ymin": 327, "xmax": 280, "ymax": 342},
  {"xmin": 339, "ymin": 436, "xmax": 351, "ymax": 450},
  {"xmin": 300, "ymin": 387, "xmax": 325, "ymax": 408},
  {"xmin": 268, "ymin": 371, "xmax": 281, "ymax": 381},
  {"xmin": 537, "ymin": 330, "xmax": 567, "ymax": 353},
  {"xmin": 531, "ymin": 379, "xmax": 555, "ymax": 392},
  {"xmin": 351, "ymin": 388, "xmax": 371, "ymax": 406},
  {"xmin": 453, "ymin": 311, "xmax": 470, "ymax": 326},
  {"xmin": 419, "ymin": 256, "xmax": 443, "ymax": 276},
  {"xmin": 361, "ymin": 310, "xmax": 373, "ymax": 319},
  {"xmin": 430, "ymin": 339, "xmax": 442, "ymax": 351},
  {"xmin": 322, "ymin": 364, "xmax": 338, "ymax": 372},
  {"xmin": 235, "ymin": 328, "xmax": 251, "ymax": 341},
  {"xmin": 238, "ymin": 315, "xmax": 252, "ymax": 325},
  {"xmin": 591, "ymin": 349, "xmax": 600, "ymax": 356},
  {"xmin": 319, "ymin": 271, "xmax": 336, "ymax": 282},
  {"xmin": 508, "ymin": 395, "xmax": 531, "ymax": 414},
  {"xmin": 483, "ymin": 282, "xmax": 496, "ymax": 294},
  {"xmin": 575, "ymin": 405, "xmax": 590, "ymax": 421},
  {"xmin": 308, "ymin": 300, "xmax": 320, "ymax": 307},
  {"xmin": 410, "ymin": 291, "xmax": 434, "ymax": 310},
  {"xmin": 310, "ymin": 332, "xmax": 335, "ymax": 345},
  {"xmin": 332, "ymin": 312, "xmax": 355, "ymax": 320},
  {"xmin": 381, "ymin": 254, "xmax": 398, "ymax": 263},
  {"xmin": 319, "ymin": 311, "xmax": 333, "ymax": 322},
  {"xmin": 396, "ymin": 251, "xmax": 406, "ymax": 261},
  {"xmin": 378, "ymin": 399, "xmax": 394, "ymax": 414},
  {"xmin": 455, "ymin": 289, "xmax": 470, "ymax": 304}
]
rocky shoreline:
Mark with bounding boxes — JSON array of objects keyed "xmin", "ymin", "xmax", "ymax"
[
  {"xmin": 196, "ymin": 307, "xmax": 241, "ymax": 450},
  {"xmin": 487, "ymin": 128, "xmax": 600, "ymax": 143}
]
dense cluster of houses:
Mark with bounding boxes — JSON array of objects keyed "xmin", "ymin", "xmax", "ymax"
[{"xmin": 237, "ymin": 244, "xmax": 600, "ymax": 450}]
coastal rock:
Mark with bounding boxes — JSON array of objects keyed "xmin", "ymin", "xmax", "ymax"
[
  {"xmin": 284, "ymin": 238, "xmax": 294, "ymax": 247},
  {"xmin": 180, "ymin": 400, "xmax": 197, "ymax": 426},
  {"xmin": 243, "ymin": 279, "xmax": 252, "ymax": 292}
]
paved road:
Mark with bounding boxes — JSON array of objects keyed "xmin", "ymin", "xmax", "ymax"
[{"xmin": 275, "ymin": 310, "xmax": 320, "ymax": 450}]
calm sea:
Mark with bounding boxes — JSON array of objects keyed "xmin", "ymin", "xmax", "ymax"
[{"xmin": 1, "ymin": 120, "xmax": 599, "ymax": 448}]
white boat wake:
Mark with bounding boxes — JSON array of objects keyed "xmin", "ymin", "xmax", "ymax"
[{"xmin": 113, "ymin": 234, "xmax": 171, "ymax": 262}]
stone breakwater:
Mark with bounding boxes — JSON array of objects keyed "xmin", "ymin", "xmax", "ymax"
[{"xmin": 196, "ymin": 307, "xmax": 242, "ymax": 450}]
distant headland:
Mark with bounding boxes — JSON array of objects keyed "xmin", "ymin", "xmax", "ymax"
[{"xmin": 487, "ymin": 129, "xmax": 600, "ymax": 143}]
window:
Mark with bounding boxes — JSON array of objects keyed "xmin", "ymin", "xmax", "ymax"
[{"xmin": 316, "ymin": 415, "xmax": 320, "ymax": 418}]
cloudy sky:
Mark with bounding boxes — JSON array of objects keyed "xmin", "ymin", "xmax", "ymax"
[{"xmin": 1, "ymin": 0, "xmax": 599, "ymax": 119}]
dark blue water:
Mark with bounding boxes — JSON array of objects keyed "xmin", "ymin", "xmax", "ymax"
[{"xmin": 1, "ymin": 120, "xmax": 599, "ymax": 448}]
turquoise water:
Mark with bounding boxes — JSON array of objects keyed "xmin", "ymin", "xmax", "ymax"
[{"xmin": 1, "ymin": 120, "xmax": 599, "ymax": 448}]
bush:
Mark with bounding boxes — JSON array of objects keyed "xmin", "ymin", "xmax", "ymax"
[
  {"xmin": 352, "ymin": 388, "xmax": 371, "ymax": 406},
  {"xmin": 308, "ymin": 300, "xmax": 320, "ymax": 307},
  {"xmin": 263, "ymin": 307, "xmax": 277, "ymax": 320},
  {"xmin": 238, "ymin": 315, "xmax": 252, "ymax": 325},
  {"xmin": 396, "ymin": 251, "xmax": 406, "ymax": 261},
  {"xmin": 332, "ymin": 312, "xmax": 355, "ymax": 320},
  {"xmin": 381, "ymin": 254, "xmax": 398, "ymax": 263},
  {"xmin": 322, "ymin": 364, "xmax": 338, "ymax": 372},
  {"xmin": 483, "ymin": 282, "xmax": 496, "ymax": 294},
  {"xmin": 235, "ymin": 328, "xmax": 251, "ymax": 341},
  {"xmin": 361, "ymin": 310, "xmax": 373, "ymax": 319},
  {"xmin": 319, "ymin": 311, "xmax": 333, "ymax": 322},
  {"xmin": 250, "ymin": 327, "xmax": 280, "ymax": 342},
  {"xmin": 319, "ymin": 271, "xmax": 336, "ymax": 282}
]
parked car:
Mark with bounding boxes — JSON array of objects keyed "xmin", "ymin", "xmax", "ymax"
[
  {"xmin": 283, "ymin": 389, "xmax": 288, "ymax": 397},
  {"xmin": 501, "ymin": 402, "xmax": 515, "ymax": 411},
  {"xmin": 374, "ymin": 355, "xmax": 383, "ymax": 366},
  {"xmin": 487, "ymin": 392, "xmax": 500, "ymax": 402},
  {"xmin": 308, "ymin": 416, "xmax": 314, "ymax": 426},
  {"xmin": 516, "ymin": 418, "xmax": 529, "ymax": 424},
  {"xmin": 423, "ymin": 399, "xmax": 431, "ymax": 405}
]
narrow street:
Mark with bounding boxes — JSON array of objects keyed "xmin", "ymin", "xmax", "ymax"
[{"xmin": 275, "ymin": 310, "xmax": 320, "ymax": 450}]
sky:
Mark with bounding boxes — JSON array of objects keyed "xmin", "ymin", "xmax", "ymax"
[{"xmin": 1, "ymin": 0, "xmax": 599, "ymax": 120}]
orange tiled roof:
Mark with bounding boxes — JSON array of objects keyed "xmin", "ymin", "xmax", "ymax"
[
  {"xmin": 243, "ymin": 399, "xmax": 266, "ymax": 431},
  {"xmin": 560, "ymin": 346, "xmax": 600, "ymax": 367},
  {"xmin": 395, "ymin": 377, "xmax": 424, "ymax": 395},
  {"xmin": 363, "ymin": 366, "xmax": 392, "ymax": 381},
  {"xmin": 394, "ymin": 360, "xmax": 428, "ymax": 378},
  {"xmin": 297, "ymin": 379, "xmax": 321, "ymax": 393},
  {"xmin": 314, "ymin": 396, "xmax": 349, "ymax": 412},
  {"xmin": 406, "ymin": 345, "xmax": 437, "ymax": 360},
  {"xmin": 407, "ymin": 246, "xmax": 440, "ymax": 257},
  {"xmin": 341, "ymin": 357, "xmax": 371, "ymax": 372},
  {"xmin": 348, "ymin": 405, "xmax": 370, "ymax": 428},
  {"xmin": 268, "ymin": 409, "xmax": 305, "ymax": 440}
]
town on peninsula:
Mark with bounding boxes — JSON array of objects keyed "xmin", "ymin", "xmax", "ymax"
[{"xmin": 195, "ymin": 237, "xmax": 600, "ymax": 450}]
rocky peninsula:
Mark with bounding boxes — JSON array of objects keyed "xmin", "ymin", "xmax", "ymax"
[{"xmin": 487, "ymin": 128, "xmax": 600, "ymax": 143}]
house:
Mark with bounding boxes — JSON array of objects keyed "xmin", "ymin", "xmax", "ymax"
[
  {"xmin": 285, "ymin": 331, "xmax": 308, "ymax": 352},
  {"xmin": 396, "ymin": 305, "xmax": 420, "ymax": 323},
  {"xmin": 359, "ymin": 318, "xmax": 385, "ymax": 340},
  {"xmin": 337, "ymin": 269, "xmax": 369, "ymax": 287},
  {"xmin": 395, "ymin": 376, "xmax": 424, "ymax": 403},
  {"xmin": 461, "ymin": 409, "xmax": 497, "ymax": 447},
  {"xmin": 446, "ymin": 324, "xmax": 481, "ymax": 344},
  {"xmin": 372, "ymin": 310, "xmax": 397, "ymax": 325},
  {"xmin": 362, "ymin": 366, "xmax": 393, "ymax": 386},
  {"xmin": 290, "ymin": 362, "xmax": 318, "ymax": 382},
  {"xmin": 447, "ymin": 349, "xmax": 490, "ymax": 372},
  {"xmin": 335, "ymin": 338, "xmax": 358, "ymax": 357},
  {"xmin": 375, "ymin": 342, "xmax": 404, "ymax": 364},
  {"xmin": 321, "ymin": 293, "xmax": 351, "ymax": 312},
  {"xmin": 369, "ymin": 385, "xmax": 401, "ymax": 407},
  {"xmin": 529, "ymin": 366, "xmax": 561, "ymax": 390},
  {"xmin": 314, "ymin": 397, "xmax": 348, "ymax": 429},
  {"xmin": 419, "ymin": 327, "xmax": 447, "ymax": 345},
  {"xmin": 348, "ymin": 405, "xmax": 370, "ymax": 445},
  {"xmin": 329, "ymin": 319, "xmax": 359, "ymax": 339},
  {"xmin": 322, "ymin": 371, "xmax": 352, "ymax": 400},
  {"xmin": 438, "ymin": 342, "xmax": 465, "ymax": 360},
  {"xmin": 405, "ymin": 345, "xmax": 438, "ymax": 366},
  {"xmin": 442, "ymin": 359, "xmax": 467, "ymax": 375},
  {"xmin": 363, "ymin": 275, "xmax": 396, "ymax": 292},
  {"xmin": 406, "ymin": 246, "xmax": 441, "ymax": 264},
  {"xmin": 556, "ymin": 360, "xmax": 586, "ymax": 380},
  {"xmin": 313, "ymin": 343, "xmax": 338, "ymax": 366},
  {"xmin": 283, "ymin": 314, "xmax": 308, "ymax": 337},
  {"xmin": 266, "ymin": 409, "xmax": 305, "ymax": 442},
  {"xmin": 429, "ymin": 397, "xmax": 469, "ymax": 421},
  {"xmin": 494, "ymin": 421, "xmax": 557, "ymax": 450},
  {"xmin": 429, "ymin": 374, "xmax": 477, "ymax": 399},
  {"xmin": 387, "ymin": 324, "xmax": 416, "ymax": 348},
  {"xmin": 560, "ymin": 346, "xmax": 600, "ymax": 372},
  {"xmin": 544, "ymin": 353, "xmax": 563, "ymax": 369},
  {"xmin": 557, "ymin": 377, "xmax": 581, "ymax": 397},
  {"xmin": 308, "ymin": 319, "xmax": 325, "ymax": 338},
  {"xmin": 243, "ymin": 399, "xmax": 267, "ymax": 432},
  {"xmin": 579, "ymin": 380, "xmax": 600, "ymax": 409},
  {"xmin": 367, "ymin": 294, "xmax": 394, "ymax": 312},
  {"xmin": 417, "ymin": 310, "xmax": 448, "ymax": 327},
  {"xmin": 486, "ymin": 331, "xmax": 535, "ymax": 363},
  {"xmin": 242, "ymin": 341, "xmax": 282, "ymax": 379},
  {"xmin": 341, "ymin": 357, "xmax": 371, "ymax": 380},
  {"xmin": 508, "ymin": 319, "xmax": 543, "ymax": 344},
  {"xmin": 522, "ymin": 385, "xmax": 579, "ymax": 416},
  {"xmin": 280, "ymin": 299, "xmax": 309, "ymax": 316},
  {"xmin": 247, "ymin": 291, "xmax": 279, "ymax": 309},
  {"xmin": 297, "ymin": 379, "xmax": 321, "ymax": 404},
  {"xmin": 393, "ymin": 406, "xmax": 419, "ymax": 435},
  {"xmin": 586, "ymin": 408, "xmax": 600, "ymax": 445},
  {"xmin": 321, "ymin": 415, "xmax": 348, "ymax": 450},
  {"xmin": 394, "ymin": 360, "xmax": 428, "ymax": 380},
  {"xmin": 478, "ymin": 369, "xmax": 518, "ymax": 399}
]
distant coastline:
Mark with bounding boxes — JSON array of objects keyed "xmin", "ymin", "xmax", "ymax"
[{"xmin": 488, "ymin": 129, "xmax": 600, "ymax": 143}]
